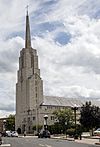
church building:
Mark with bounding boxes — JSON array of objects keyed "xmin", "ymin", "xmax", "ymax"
[{"xmin": 15, "ymin": 11, "xmax": 100, "ymax": 133}]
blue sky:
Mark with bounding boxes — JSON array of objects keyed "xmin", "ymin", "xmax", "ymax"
[{"xmin": 0, "ymin": 0, "xmax": 100, "ymax": 117}]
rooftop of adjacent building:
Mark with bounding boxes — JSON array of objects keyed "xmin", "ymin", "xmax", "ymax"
[{"xmin": 42, "ymin": 96, "xmax": 100, "ymax": 108}]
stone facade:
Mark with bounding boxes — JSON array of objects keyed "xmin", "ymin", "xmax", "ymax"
[{"xmin": 15, "ymin": 48, "xmax": 43, "ymax": 132}]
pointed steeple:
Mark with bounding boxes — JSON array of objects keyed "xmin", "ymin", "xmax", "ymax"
[{"xmin": 25, "ymin": 7, "xmax": 31, "ymax": 48}]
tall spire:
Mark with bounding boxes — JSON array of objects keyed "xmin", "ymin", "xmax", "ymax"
[{"xmin": 25, "ymin": 6, "xmax": 31, "ymax": 48}]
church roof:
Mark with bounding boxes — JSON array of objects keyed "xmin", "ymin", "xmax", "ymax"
[{"xmin": 42, "ymin": 96, "xmax": 100, "ymax": 108}]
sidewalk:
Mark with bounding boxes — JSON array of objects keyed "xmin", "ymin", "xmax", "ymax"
[
  {"xmin": 51, "ymin": 135, "xmax": 100, "ymax": 145},
  {"xmin": 75, "ymin": 138, "xmax": 100, "ymax": 145}
]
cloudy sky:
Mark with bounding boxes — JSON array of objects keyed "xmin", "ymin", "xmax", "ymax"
[{"xmin": 0, "ymin": 0, "xmax": 100, "ymax": 117}]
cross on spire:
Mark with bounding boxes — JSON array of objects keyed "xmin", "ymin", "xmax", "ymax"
[{"xmin": 26, "ymin": 5, "xmax": 29, "ymax": 15}]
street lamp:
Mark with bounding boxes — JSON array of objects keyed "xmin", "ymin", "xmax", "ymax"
[
  {"xmin": 44, "ymin": 115, "xmax": 48, "ymax": 130},
  {"xmin": 3, "ymin": 120, "xmax": 6, "ymax": 133},
  {"xmin": 65, "ymin": 121, "xmax": 67, "ymax": 138},
  {"xmin": 72, "ymin": 104, "xmax": 78, "ymax": 139}
]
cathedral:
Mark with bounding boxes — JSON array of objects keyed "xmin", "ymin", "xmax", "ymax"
[{"xmin": 15, "ymin": 11, "xmax": 100, "ymax": 133}]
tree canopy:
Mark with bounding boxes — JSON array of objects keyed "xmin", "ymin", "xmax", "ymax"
[
  {"xmin": 6, "ymin": 114, "xmax": 15, "ymax": 131},
  {"xmin": 80, "ymin": 101, "xmax": 100, "ymax": 131},
  {"xmin": 53, "ymin": 108, "xmax": 74, "ymax": 133}
]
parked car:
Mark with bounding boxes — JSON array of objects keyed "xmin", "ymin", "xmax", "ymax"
[
  {"xmin": 5, "ymin": 131, "xmax": 18, "ymax": 137},
  {"xmin": 38, "ymin": 129, "xmax": 50, "ymax": 138},
  {"xmin": 6, "ymin": 131, "xmax": 12, "ymax": 137},
  {"xmin": 94, "ymin": 128, "xmax": 100, "ymax": 136},
  {"xmin": 11, "ymin": 131, "xmax": 18, "ymax": 137},
  {"xmin": 81, "ymin": 132, "xmax": 90, "ymax": 138}
]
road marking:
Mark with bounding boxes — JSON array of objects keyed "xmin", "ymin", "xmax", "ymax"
[
  {"xmin": 39, "ymin": 144, "xmax": 45, "ymax": 146},
  {"xmin": 1, "ymin": 144, "xmax": 11, "ymax": 146},
  {"xmin": 39, "ymin": 144, "xmax": 52, "ymax": 147},
  {"xmin": 45, "ymin": 145, "xmax": 52, "ymax": 147}
]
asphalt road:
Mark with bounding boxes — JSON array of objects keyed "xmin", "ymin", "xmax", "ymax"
[{"xmin": 2, "ymin": 137, "xmax": 97, "ymax": 147}]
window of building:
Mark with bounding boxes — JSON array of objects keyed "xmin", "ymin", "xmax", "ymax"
[
  {"xmin": 51, "ymin": 116, "xmax": 55, "ymax": 120},
  {"xmin": 39, "ymin": 106, "xmax": 42, "ymax": 109},
  {"xmin": 23, "ymin": 118, "xmax": 26, "ymax": 122},
  {"xmin": 35, "ymin": 81, "xmax": 37, "ymax": 85},
  {"xmin": 28, "ymin": 117, "xmax": 30, "ymax": 122},
  {"xmin": 31, "ymin": 56, "xmax": 34, "ymax": 67},
  {"xmin": 35, "ymin": 87, "xmax": 37, "ymax": 91},
  {"xmin": 45, "ymin": 107, "xmax": 47, "ymax": 110},
  {"xmin": 21, "ymin": 55, "xmax": 24, "ymax": 68},
  {"xmin": 35, "ymin": 74, "xmax": 37, "ymax": 79},
  {"xmin": 33, "ymin": 117, "xmax": 35, "ymax": 120}
]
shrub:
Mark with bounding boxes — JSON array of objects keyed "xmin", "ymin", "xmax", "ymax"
[
  {"xmin": 32, "ymin": 125, "xmax": 42, "ymax": 132},
  {"xmin": 66, "ymin": 128, "xmax": 75, "ymax": 137}
]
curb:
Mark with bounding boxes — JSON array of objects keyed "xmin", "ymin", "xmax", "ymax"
[
  {"xmin": 51, "ymin": 137, "xmax": 75, "ymax": 141},
  {"xmin": 66, "ymin": 138, "xmax": 75, "ymax": 141}
]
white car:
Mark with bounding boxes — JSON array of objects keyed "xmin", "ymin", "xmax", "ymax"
[
  {"xmin": 6, "ymin": 131, "xmax": 18, "ymax": 137},
  {"xmin": 6, "ymin": 131, "xmax": 12, "ymax": 137},
  {"xmin": 11, "ymin": 131, "xmax": 18, "ymax": 137},
  {"xmin": 94, "ymin": 128, "xmax": 100, "ymax": 136},
  {"xmin": 81, "ymin": 132, "xmax": 90, "ymax": 138}
]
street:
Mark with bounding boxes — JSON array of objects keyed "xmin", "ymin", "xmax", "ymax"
[{"xmin": 1, "ymin": 137, "xmax": 97, "ymax": 147}]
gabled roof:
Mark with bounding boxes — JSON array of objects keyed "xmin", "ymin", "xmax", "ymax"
[{"xmin": 42, "ymin": 96, "xmax": 100, "ymax": 108}]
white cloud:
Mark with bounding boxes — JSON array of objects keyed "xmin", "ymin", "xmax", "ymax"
[
  {"xmin": 32, "ymin": 35, "xmax": 100, "ymax": 97},
  {"xmin": 0, "ymin": 36, "xmax": 24, "ymax": 117}
]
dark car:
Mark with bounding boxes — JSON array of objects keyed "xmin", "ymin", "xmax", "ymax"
[{"xmin": 38, "ymin": 129, "xmax": 50, "ymax": 138}]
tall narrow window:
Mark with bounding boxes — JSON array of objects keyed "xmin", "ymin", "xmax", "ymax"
[{"xmin": 22, "ymin": 55, "xmax": 24, "ymax": 68}]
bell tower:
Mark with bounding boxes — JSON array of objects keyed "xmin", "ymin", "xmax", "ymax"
[{"xmin": 15, "ymin": 9, "xmax": 43, "ymax": 133}]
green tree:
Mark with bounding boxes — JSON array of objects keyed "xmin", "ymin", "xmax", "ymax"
[
  {"xmin": 53, "ymin": 108, "xmax": 74, "ymax": 134},
  {"xmin": 6, "ymin": 114, "xmax": 15, "ymax": 131},
  {"xmin": 80, "ymin": 101, "xmax": 100, "ymax": 134},
  {"xmin": 32, "ymin": 125, "xmax": 42, "ymax": 132}
]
